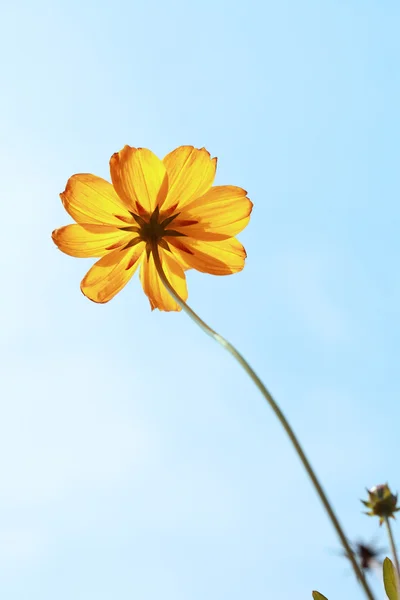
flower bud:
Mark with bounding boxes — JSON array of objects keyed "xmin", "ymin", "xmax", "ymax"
[{"xmin": 361, "ymin": 484, "xmax": 400, "ymax": 524}]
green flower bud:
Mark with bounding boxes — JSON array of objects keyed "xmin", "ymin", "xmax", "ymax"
[{"xmin": 361, "ymin": 484, "xmax": 400, "ymax": 525}]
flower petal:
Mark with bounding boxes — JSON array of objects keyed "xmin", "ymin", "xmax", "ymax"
[
  {"xmin": 52, "ymin": 224, "xmax": 135, "ymax": 258},
  {"xmin": 60, "ymin": 174, "xmax": 131, "ymax": 225},
  {"xmin": 162, "ymin": 146, "xmax": 216, "ymax": 211},
  {"xmin": 110, "ymin": 146, "xmax": 169, "ymax": 214},
  {"xmin": 173, "ymin": 185, "xmax": 253, "ymax": 239},
  {"xmin": 168, "ymin": 237, "xmax": 246, "ymax": 275},
  {"xmin": 80, "ymin": 243, "xmax": 145, "ymax": 303},
  {"xmin": 140, "ymin": 250, "xmax": 188, "ymax": 311}
]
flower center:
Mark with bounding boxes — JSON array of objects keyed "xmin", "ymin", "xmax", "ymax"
[
  {"xmin": 118, "ymin": 206, "xmax": 185, "ymax": 255},
  {"xmin": 138, "ymin": 207, "xmax": 169, "ymax": 243}
]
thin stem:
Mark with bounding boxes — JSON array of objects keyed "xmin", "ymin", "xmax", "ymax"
[
  {"xmin": 152, "ymin": 245, "xmax": 375, "ymax": 600},
  {"xmin": 385, "ymin": 517, "xmax": 400, "ymax": 587}
]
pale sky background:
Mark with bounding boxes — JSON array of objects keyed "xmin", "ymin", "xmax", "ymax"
[{"xmin": 1, "ymin": 0, "xmax": 400, "ymax": 598}]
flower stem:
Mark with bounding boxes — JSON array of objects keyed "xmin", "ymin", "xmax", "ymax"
[
  {"xmin": 152, "ymin": 245, "xmax": 375, "ymax": 600},
  {"xmin": 385, "ymin": 517, "xmax": 400, "ymax": 586}
]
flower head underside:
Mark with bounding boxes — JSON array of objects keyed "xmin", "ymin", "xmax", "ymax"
[{"xmin": 52, "ymin": 145, "xmax": 252, "ymax": 311}]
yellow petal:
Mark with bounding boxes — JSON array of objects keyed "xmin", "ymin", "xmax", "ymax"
[
  {"xmin": 162, "ymin": 146, "xmax": 216, "ymax": 211},
  {"xmin": 60, "ymin": 174, "xmax": 131, "ymax": 225},
  {"xmin": 174, "ymin": 185, "xmax": 252, "ymax": 239},
  {"xmin": 109, "ymin": 146, "xmax": 169, "ymax": 214},
  {"xmin": 140, "ymin": 250, "xmax": 188, "ymax": 311},
  {"xmin": 52, "ymin": 224, "xmax": 134, "ymax": 258},
  {"xmin": 80, "ymin": 243, "xmax": 145, "ymax": 303},
  {"xmin": 169, "ymin": 237, "xmax": 246, "ymax": 275}
]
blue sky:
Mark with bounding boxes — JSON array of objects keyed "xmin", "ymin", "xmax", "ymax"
[{"xmin": 1, "ymin": 0, "xmax": 400, "ymax": 598}]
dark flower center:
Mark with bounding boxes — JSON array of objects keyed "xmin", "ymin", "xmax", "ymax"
[{"xmin": 118, "ymin": 206, "xmax": 186, "ymax": 255}]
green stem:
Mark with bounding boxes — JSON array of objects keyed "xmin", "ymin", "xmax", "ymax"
[
  {"xmin": 385, "ymin": 517, "xmax": 400, "ymax": 587},
  {"xmin": 152, "ymin": 245, "xmax": 375, "ymax": 600}
]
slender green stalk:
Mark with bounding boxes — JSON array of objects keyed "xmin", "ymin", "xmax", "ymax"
[
  {"xmin": 152, "ymin": 244, "xmax": 375, "ymax": 600},
  {"xmin": 385, "ymin": 517, "xmax": 400, "ymax": 588}
]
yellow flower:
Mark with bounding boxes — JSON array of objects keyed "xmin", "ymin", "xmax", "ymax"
[{"xmin": 52, "ymin": 146, "xmax": 252, "ymax": 311}]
